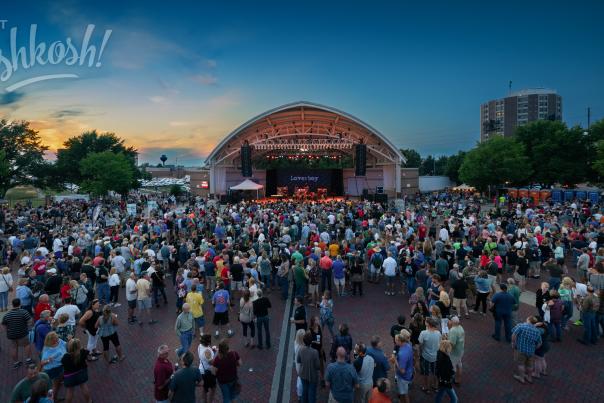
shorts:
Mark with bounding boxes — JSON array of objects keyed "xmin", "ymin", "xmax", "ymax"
[
  {"xmin": 396, "ymin": 378, "xmax": 411, "ymax": 395},
  {"xmin": 385, "ymin": 275, "xmax": 396, "ymax": 286},
  {"xmin": 12, "ymin": 336, "xmax": 29, "ymax": 347},
  {"xmin": 64, "ymin": 368, "xmax": 89, "ymax": 388},
  {"xmin": 195, "ymin": 316, "xmax": 206, "ymax": 327},
  {"xmin": 127, "ymin": 299, "xmax": 137, "ymax": 309},
  {"xmin": 334, "ymin": 277, "xmax": 345, "ymax": 287},
  {"xmin": 101, "ymin": 332, "xmax": 120, "ymax": 351},
  {"xmin": 420, "ymin": 356, "xmax": 436, "ymax": 375},
  {"xmin": 514, "ymin": 351, "xmax": 534, "ymax": 369},
  {"xmin": 202, "ymin": 370, "xmax": 217, "ymax": 391},
  {"xmin": 137, "ymin": 298, "xmax": 152, "ymax": 310},
  {"xmin": 232, "ymin": 281, "xmax": 244, "ymax": 291},
  {"xmin": 308, "ymin": 284, "xmax": 319, "ymax": 295},
  {"xmin": 450, "ymin": 355, "xmax": 463, "ymax": 368},
  {"xmin": 213, "ymin": 311, "xmax": 229, "ymax": 325},
  {"xmin": 44, "ymin": 366, "xmax": 64, "ymax": 381}
]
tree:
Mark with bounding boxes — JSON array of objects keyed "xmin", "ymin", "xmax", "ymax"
[
  {"xmin": 79, "ymin": 151, "xmax": 135, "ymax": 196},
  {"xmin": 585, "ymin": 119, "xmax": 604, "ymax": 182},
  {"xmin": 459, "ymin": 137, "xmax": 531, "ymax": 192},
  {"xmin": 592, "ymin": 139, "xmax": 604, "ymax": 179},
  {"xmin": 0, "ymin": 120, "xmax": 48, "ymax": 194},
  {"xmin": 169, "ymin": 184, "xmax": 184, "ymax": 197},
  {"xmin": 445, "ymin": 151, "xmax": 466, "ymax": 184},
  {"xmin": 0, "ymin": 150, "xmax": 9, "ymax": 196},
  {"xmin": 400, "ymin": 148, "xmax": 422, "ymax": 168},
  {"xmin": 515, "ymin": 120, "xmax": 589, "ymax": 186},
  {"xmin": 56, "ymin": 130, "xmax": 142, "ymax": 187},
  {"xmin": 420, "ymin": 155, "xmax": 435, "ymax": 175}
]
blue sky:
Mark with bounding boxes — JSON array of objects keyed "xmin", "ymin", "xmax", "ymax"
[{"xmin": 1, "ymin": 0, "xmax": 603, "ymax": 165}]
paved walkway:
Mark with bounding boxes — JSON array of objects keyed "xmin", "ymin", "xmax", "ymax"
[{"xmin": 1, "ymin": 274, "xmax": 602, "ymax": 402}]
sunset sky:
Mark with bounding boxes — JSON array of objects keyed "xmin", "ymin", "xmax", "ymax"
[{"xmin": 1, "ymin": 0, "xmax": 603, "ymax": 166}]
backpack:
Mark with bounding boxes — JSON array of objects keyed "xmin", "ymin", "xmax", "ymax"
[
  {"xmin": 371, "ymin": 253, "xmax": 383, "ymax": 268},
  {"xmin": 28, "ymin": 320, "xmax": 42, "ymax": 344}
]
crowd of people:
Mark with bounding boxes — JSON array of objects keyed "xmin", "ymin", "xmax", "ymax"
[{"xmin": 1, "ymin": 191, "xmax": 604, "ymax": 402}]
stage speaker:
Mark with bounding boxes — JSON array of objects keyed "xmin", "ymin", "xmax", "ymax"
[
  {"xmin": 355, "ymin": 144, "xmax": 366, "ymax": 176},
  {"xmin": 241, "ymin": 143, "xmax": 252, "ymax": 177},
  {"xmin": 376, "ymin": 186, "xmax": 384, "ymax": 194}
]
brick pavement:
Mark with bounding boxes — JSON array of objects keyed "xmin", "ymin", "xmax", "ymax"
[
  {"xmin": 289, "ymin": 278, "xmax": 604, "ymax": 403},
  {"xmin": 1, "ymin": 283, "xmax": 287, "ymax": 403},
  {"xmin": 2, "ymin": 272, "xmax": 603, "ymax": 402}
]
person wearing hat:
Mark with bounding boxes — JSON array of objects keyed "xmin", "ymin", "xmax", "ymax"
[{"xmin": 490, "ymin": 284, "xmax": 515, "ymax": 342}]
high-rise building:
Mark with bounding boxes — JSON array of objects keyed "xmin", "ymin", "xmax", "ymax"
[{"xmin": 480, "ymin": 88, "xmax": 562, "ymax": 141}]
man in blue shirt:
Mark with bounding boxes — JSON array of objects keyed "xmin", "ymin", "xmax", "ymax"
[
  {"xmin": 365, "ymin": 336, "xmax": 390, "ymax": 386},
  {"xmin": 326, "ymin": 347, "xmax": 358, "ymax": 403},
  {"xmin": 511, "ymin": 317, "xmax": 542, "ymax": 384},
  {"xmin": 393, "ymin": 330, "xmax": 414, "ymax": 403},
  {"xmin": 491, "ymin": 283, "xmax": 515, "ymax": 342}
]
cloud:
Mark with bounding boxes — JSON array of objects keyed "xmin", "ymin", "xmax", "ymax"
[
  {"xmin": 0, "ymin": 91, "xmax": 25, "ymax": 106},
  {"xmin": 51, "ymin": 108, "xmax": 84, "ymax": 119},
  {"xmin": 204, "ymin": 59, "xmax": 217, "ymax": 68},
  {"xmin": 149, "ymin": 95, "xmax": 168, "ymax": 104},
  {"xmin": 191, "ymin": 73, "xmax": 218, "ymax": 86},
  {"xmin": 169, "ymin": 121, "xmax": 196, "ymax": 127}
]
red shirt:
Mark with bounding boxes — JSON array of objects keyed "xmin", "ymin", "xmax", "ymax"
[
  {"xmin": 319, "ymin": 255, "xmax": 333, "ymax": 270},
  {"xmin": 34, "ymin": 302, "xmax": 52, "ymax": 321},
  {"xmin": 220, "ymin": 267, "xmax": 230, "ymax": 286},
  {"xmin": 212, "ymin": 351, "xmax": 240, "ymax": 384},
  {"xmin": 153, "ymin": 357, "xmax": 173, "ymax": 400},
  {"xmin": 60, "ymin": 285, "xmax": 71, "ymax": 301}
]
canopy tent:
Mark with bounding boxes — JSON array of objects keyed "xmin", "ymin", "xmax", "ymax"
[
  {"xmin": 230, "ymin": 179, "xmax": 263, "ymax": 190},
  {"xmin": 452, "ymin": 184, "xmax": 475, "ymax": 191},
  {"xmin": 230, "ymin": 179, "xmax": 263, "ymax": 199}
]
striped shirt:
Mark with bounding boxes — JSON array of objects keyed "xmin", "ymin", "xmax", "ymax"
[{"xmin": 2, "ymin": 308, "xmax": 32, "ymax": 340}]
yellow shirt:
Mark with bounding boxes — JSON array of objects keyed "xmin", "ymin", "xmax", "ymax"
[
  {"xmin": 136, "ymin": 278, "xmax": 150, "ymax": 300},
  {"xmin": 185, "ymin": 292, "xmax": 204, "ymax": 318},
  {"xmin": 329, "ymin": 243, "xmax": 339, "ymax": 257}
]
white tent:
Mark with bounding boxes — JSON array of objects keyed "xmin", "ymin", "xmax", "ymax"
[
  {"xmin": 230, "ymin": 179, "xmax": 263, "ymax": 199},
  {"xmin": 230, "ymin": 179, "xmax": 263, "ymax": 190}
]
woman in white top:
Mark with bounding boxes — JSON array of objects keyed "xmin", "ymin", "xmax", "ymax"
[
  {"xmin": 108, "ymin": 268, "xmax": 121, "ymax": 307},
  {"xmin": 294, "ymin": 328, "xmax": 306, "ymax": 400},
  {"xmin": 0, "ymin": 267, "xmax": 14, "ymax": 311},
  {"xmin": 198, "ymin": 334, "xmax": 217, "ymax": 403},
  {"xmin": 248, "ymin": 278, "xmax": 259, "ymax": 302}
]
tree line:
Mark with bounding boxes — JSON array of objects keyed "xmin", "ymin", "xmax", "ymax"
[
  {"xmin": 0, "ymin": 120, "xmax": 148, "ymax": 197},
  {"xmin": 401, "ymin": 118, "xmax": 604, "ymax": 192}
]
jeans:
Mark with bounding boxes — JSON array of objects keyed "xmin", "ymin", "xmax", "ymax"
[
  {"xmin": 597, "ymin": 312, "xmax": 604, "ymax": 337},
  {"xmin": 176, "ymin": 330, "xmax": 193, "ymax": 357},
  {"xmin": 474, "ymin": 292, "xmax": 488, "ymax": 313},
  {"xmin": 261, "ymin": 273, "xmax": 271, "ymax": 289},
  {"xmin": 278, "ymin": 276, "xmax": 289, "ymax": 299},
  {"xmin": 110, "ymin": 285, "xmax": 119, "ymax": 303},
  {"xmin": 153, "ymin": 286, "xmax": 168, "ymax": 306},
  {"xmin": 582, "ymin": 311, "xmax": 597, "ymax": 344},
  {"xmin": 321, "ymin": 269, "xmax": 332, "ymax": 293},
  {"xmin": 218, "ymin": 381, "xmax": 237, "ymax": 403},
  {"xmin": 548, "ymin": 277, "xmax": 561, "ymax": 291},
  {"xmin": 435, "ymin": 387, "xmax": 458, "ymax": 403},
  {"xmin": 407, "ymin": 276, "xmax": 417, "ymax": 294},
  {"xmin": 561, "ymin": 300, "xmax": 573, "ymax": 329},
  {"xmin": 494, "ymin": 313, "xmax": 512, "ymax": 342},
  {"xmin": 97, "ymin": 283, "xmax": 110, "ymax": 305},
  {"xmin": 352, "ymin": 281, "xmax": 363, "ymax": 296},
  {"xmin": 256, "ymin": 315, "xmax": 270, "ymax": 348},
  {"xmin": 548, "ymin": 321, "xmax": 562, "ymax": 341},
  {"xmin": 0, "ymin": 291, "xmax": 8, "ymax": 309},
  {"xmin": 301, "ymin": 379, "xmax": 317, "ymax": 403}
]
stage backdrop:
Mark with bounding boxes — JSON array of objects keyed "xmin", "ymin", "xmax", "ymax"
[{"xmin": 266, "ymin": 169, "xmax": 343, "ymax": 196}]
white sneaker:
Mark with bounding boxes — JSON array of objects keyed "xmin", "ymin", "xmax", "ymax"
[
  {"xmin": 215, "ymin": 330, "xmax": 220, "ymax": 337},
  {"xmin": 113, "ymin": 303, "xmax": 121, "ymax": 308}
]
